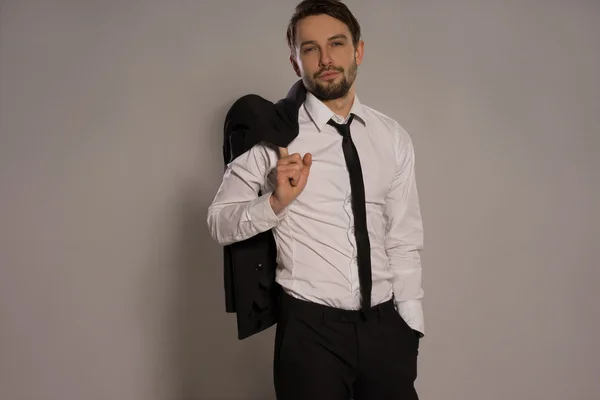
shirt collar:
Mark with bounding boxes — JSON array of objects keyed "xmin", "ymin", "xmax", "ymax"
[{"xmin": 304, "ymin": 90, "xmax": 368, "ymax": 132}]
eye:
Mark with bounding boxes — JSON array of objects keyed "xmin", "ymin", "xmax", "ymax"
[
  {"xmin": 332, "ymin": 41, "xmax": 344, "ymax": 47},
  {"xmin": 303, "ymin": 47, "xmax": 316, "ymax": 54}
]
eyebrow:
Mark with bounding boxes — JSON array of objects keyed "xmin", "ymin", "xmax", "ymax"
[{"xmin": 300, "ymin": 34, "xmax": 349, "ymax": 48}]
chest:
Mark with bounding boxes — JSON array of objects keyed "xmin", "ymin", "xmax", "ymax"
[{"xmin": 273, "ymin": 124, "xmax": 397, "ymax": 205}]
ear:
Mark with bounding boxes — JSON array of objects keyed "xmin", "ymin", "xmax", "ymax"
[
  {"xmin": 289, "ymin": 55, "xmax": 301, "ymax": 77},
  {"xmin": 355, "ymin": 40, "xmax": 365, "ymax": 66}
]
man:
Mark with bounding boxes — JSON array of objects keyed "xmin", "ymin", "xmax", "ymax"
[{"xmin": 207, "ymin": 1, "xmax": 424, "ymax": 399}]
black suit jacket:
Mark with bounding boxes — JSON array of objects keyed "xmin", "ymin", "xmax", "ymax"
[{"xmin": 222, "ymin": 80, "xmax": 307, "ymax": 340}]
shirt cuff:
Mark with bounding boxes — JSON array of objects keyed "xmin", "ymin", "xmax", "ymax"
[
  {"xmin": 395, "ymin": 299, "xmax": 425, "ymax": 337},
  {"xmin": 246, "ymin": 192, "xmax": 288, "ymax": 231}
]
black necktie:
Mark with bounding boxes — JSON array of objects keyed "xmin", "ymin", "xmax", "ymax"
[{"xmin": 327, "ymin": 114, "xmax": 372, "ymax": 310}]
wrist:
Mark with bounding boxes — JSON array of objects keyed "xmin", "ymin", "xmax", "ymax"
[{"xmin": 269, "ymin": 194, "xmax": 286, "ymax": 216}]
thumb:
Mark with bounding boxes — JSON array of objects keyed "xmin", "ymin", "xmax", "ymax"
[
  {"xmin": 278, "ymin": 147, "xmax": 289, "ymax": 159},
  {"xmin": 302, "ymin": 153, "xmax": 313, "ymax": 172}
]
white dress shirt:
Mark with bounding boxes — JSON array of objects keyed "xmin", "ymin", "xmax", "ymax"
[{"xmin": 207, "ymin": 91, "xmax": 425, "ymax": 335}]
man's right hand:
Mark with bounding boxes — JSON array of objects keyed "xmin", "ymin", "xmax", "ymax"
[{"xmin": 269, "ymin": 147, "xmax": 312, "ymax": 215}]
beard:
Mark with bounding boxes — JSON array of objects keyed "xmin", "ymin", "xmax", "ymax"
[{"xmin": 303, "ymin": 58, "xmax": 358, "ymax": 101}]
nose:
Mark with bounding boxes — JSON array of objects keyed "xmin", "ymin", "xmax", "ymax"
[{"xmin": 319, "ymin": 48, "xmax": 333, "ymax": 67}]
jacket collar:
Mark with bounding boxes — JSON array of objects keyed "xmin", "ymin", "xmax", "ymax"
[{"xmin": 273, "ymin": 79, "xmax": 307, "ymax": 137}]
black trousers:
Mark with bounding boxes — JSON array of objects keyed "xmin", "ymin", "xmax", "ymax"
[{"xmin": 273, "ymin": 292, "xmax": 419, "ymax": 400}]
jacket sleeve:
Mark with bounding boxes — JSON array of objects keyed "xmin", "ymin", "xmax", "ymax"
[
  {"xmin": 207, "ymin": 143, "xmax": 288, "ymax": 246},
  {"xmin": 384, "ymin": 123, "xmax": 425, "ymax": 336}
]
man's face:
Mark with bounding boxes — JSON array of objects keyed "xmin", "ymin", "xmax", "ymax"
[{"xmin": 291, "ymin": 14, "xmax": 364, "ymax": 101}]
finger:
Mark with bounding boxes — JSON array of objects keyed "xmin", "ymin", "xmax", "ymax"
[
  {"xmin": 277, "ymin": 165, "xmax": 302, "ymax": 185},
  {"xmin": 277, "ymin": 173, "xmax": 301, "ymax": 187},
  {"xmin": 290, "ymin": 176, "xmax": 300, "ymax": 187},
  {"xmin": 278, "ymin": 153, "xmax": 302, "ymax": 166},
  {"xmin": 278, "ymin": 147, "xmax": 289, "ymax": 159},
  {"xmin": 277, "ymin": 164, "xmax": 302, "ymax": 174}
]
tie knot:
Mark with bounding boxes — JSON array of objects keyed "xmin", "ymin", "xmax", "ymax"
[{"xmin": 327, "ymin": 113, "xmax": 355, "ymax": 138}]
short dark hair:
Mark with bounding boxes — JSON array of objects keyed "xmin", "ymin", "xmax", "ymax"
[{"xmin": 286, "ymin": 0, "xmax": 361, "ymax": 53}]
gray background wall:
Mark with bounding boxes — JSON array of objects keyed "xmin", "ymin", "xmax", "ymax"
[{"xmin": 1, "ymin": 1, "xmax": 599, "ymax": 399}]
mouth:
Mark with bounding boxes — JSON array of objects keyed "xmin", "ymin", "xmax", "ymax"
[{"xmin": 319, "ymin": 71, "xmax": 340, "ymax": 80}]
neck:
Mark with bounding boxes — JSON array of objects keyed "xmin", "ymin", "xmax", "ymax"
[{"xmin": 322, "ymin": 87, "xmax": 356, "ymax": 117}]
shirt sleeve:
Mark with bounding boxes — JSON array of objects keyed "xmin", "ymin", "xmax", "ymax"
[
  {"xmin": 207, "ymin": 143, "xmax": 288, "ymax": 246},
  {"xmin": 384, "ymin": 123, "xmax": 425, "ymax": 336}
]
